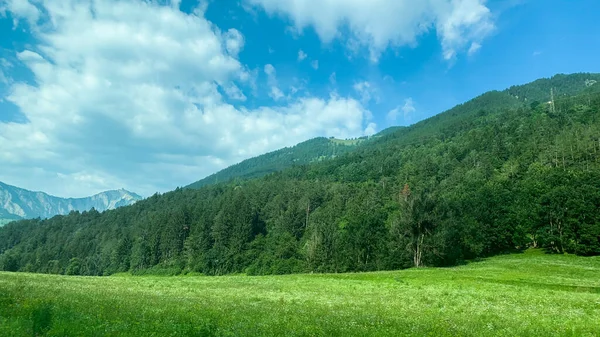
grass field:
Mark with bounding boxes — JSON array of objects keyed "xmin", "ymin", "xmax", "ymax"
[{"xmin": 1, "ymin": 250, "xmax": 599, "ymax": 336}]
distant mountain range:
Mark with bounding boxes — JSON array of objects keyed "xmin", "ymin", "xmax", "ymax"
[{"xmin": 0, "ymin": 181, "xmax": 142, "ymax": 225}]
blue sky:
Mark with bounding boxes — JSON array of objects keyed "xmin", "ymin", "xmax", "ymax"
[{"xmin": 0, "ymin": 0, "xmax": 599, "ymax": 197}]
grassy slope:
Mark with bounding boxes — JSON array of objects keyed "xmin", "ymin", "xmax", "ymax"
[
  {"xmin": 186, "ymin": 137, "xmax": 364, "ymax": 189},
  {"xmin": 1, "ymin": 251, "xmax": 599, "ymax": 336}
]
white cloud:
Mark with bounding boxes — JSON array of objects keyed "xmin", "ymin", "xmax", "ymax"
[
  {"xmin": 224, "ymin": 28, "xmax": 244, "ymax": 57},
  {"xmin": 310, "ymin": 59, "xmax": 319, "ymax": 70},
  {"xmin": 269, "ymin": 86, "xmax": 284, "ymax": 100},
  {"xmin": 387, "ymin": 98, "xmax": 416, "ymax": 123},
  {"xmin": 364, "ymin": 122, "xmax": 377, "ymax": 136},
  {"xmin": 0, "ymin": 0, "xmax": 371, "ymax": 197},
  {"xmin": 224, "ymin": 83, "xmax": 247, "ymax": 101},
  {"xmin": 402, "ymin": 98, "xmax": 416, "ymax": 116},
  {"xmin": 264, "ymin": 63, "xmax": 284, "ymax": 100},
  {"xmin": 298, "ymin": 49, "xmax": 307, "ymax": 61},
  {"xmin": 1, "ymin": 0, "xmax": 41, "ymax": 27},
  {"xmin": 353, "ymin": 81, "xmax": 379, "ymax": 104},
  {"xmin": 467, "ymin": 42, "xmax": 481, "ymax": 56},
  {"xmin": 264, "ymin": 63, "xmax": 276, "ymax": 77},
  {"xmin": 247, "ymin": 0, "xmax": 495, "ymax": 62}
]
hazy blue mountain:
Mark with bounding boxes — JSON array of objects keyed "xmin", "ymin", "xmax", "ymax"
[{"xmin": 0, "ymin": 181, "xmax": 142, "ymax": 224}]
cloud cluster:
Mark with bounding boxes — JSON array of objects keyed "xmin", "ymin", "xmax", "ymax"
[
  {"xmin": 0, "ymin": 0, "xmax": 372, "ymax": 197},
  {"xmin": 247, "ymin": 0, "xmax": 495, "ymax": 61}
]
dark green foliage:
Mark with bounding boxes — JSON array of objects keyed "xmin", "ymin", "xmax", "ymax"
[
  {"xmin": 31, "ymin": 301, "xmax": 53, "ymax": 336},
  {"xmin": 1, "ymin": 73, "xmax": 600, "ymax": 276},
  {"xmin": 0, "ymin": 252, "xmax": 19, "ymax": 272},
  {"xmin": 65, "ymin": 258, "xmax": 82, "ymax": 276}
]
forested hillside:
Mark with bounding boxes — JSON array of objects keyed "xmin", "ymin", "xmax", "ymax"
[
  {"xmin": 186, "ymin": 136, "xmax": 365, "ymax": 189},
  {"xmin": 1, "ymin": 73, "xmax": 599, "ymax": 276}
]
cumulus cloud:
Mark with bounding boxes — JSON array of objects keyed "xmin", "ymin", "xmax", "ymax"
[
  {"xmin": 310, "ymin": 60, "xmax": 318, "ymax": 70},
  {"xmin": 0, "ymin": 0, "xmax": 371, "ymax": 197},
  {"xmin": 246, "ymin": 0, "xmax": 495, "ymax": 62}
]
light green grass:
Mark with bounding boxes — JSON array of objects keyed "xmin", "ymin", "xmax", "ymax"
[
  {"xmin": 1, "ymin": 251, "xmax": 599, "ymax": 336},
  {"xmin": 329, "ymin": 138, "xmax": 363, "ymax": 146}
]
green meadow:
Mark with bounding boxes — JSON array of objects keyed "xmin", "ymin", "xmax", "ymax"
[{"xmin": 1, "ymin": 250, "xmax": 599, "ymax": 337}]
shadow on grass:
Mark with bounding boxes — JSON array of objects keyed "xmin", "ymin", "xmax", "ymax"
[{"xmin": 31, "ymin": 300, "xmax": 53, "ymax": 336}]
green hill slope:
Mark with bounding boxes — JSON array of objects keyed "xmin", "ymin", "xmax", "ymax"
[
  {"xmin": 1, "ymin": 73, "xmax": 599, "ymax": 276},
  {"xmin": 187, "ymin": 73, "xmax": 600, "ymax": 190},
  {"xmin": 186, "ymin": 136, "xmax": 367, "ymax": 189}
]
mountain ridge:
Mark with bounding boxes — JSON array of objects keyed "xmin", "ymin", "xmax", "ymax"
[
  {"xmin": 186, "ymin": 136, "xmax": 370, "ymax": 189},
  {"xmin": 186, "ymin": 73, "xmax": 600, "ymax": 190},
  {"xmin": 0, "ymin": 181, "xmax": 142, "ymax": 224}
]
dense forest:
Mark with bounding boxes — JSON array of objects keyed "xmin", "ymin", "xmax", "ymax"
[{"xmin": 1, "ymin": 73, "xmax": 599, "ymax": 276}]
